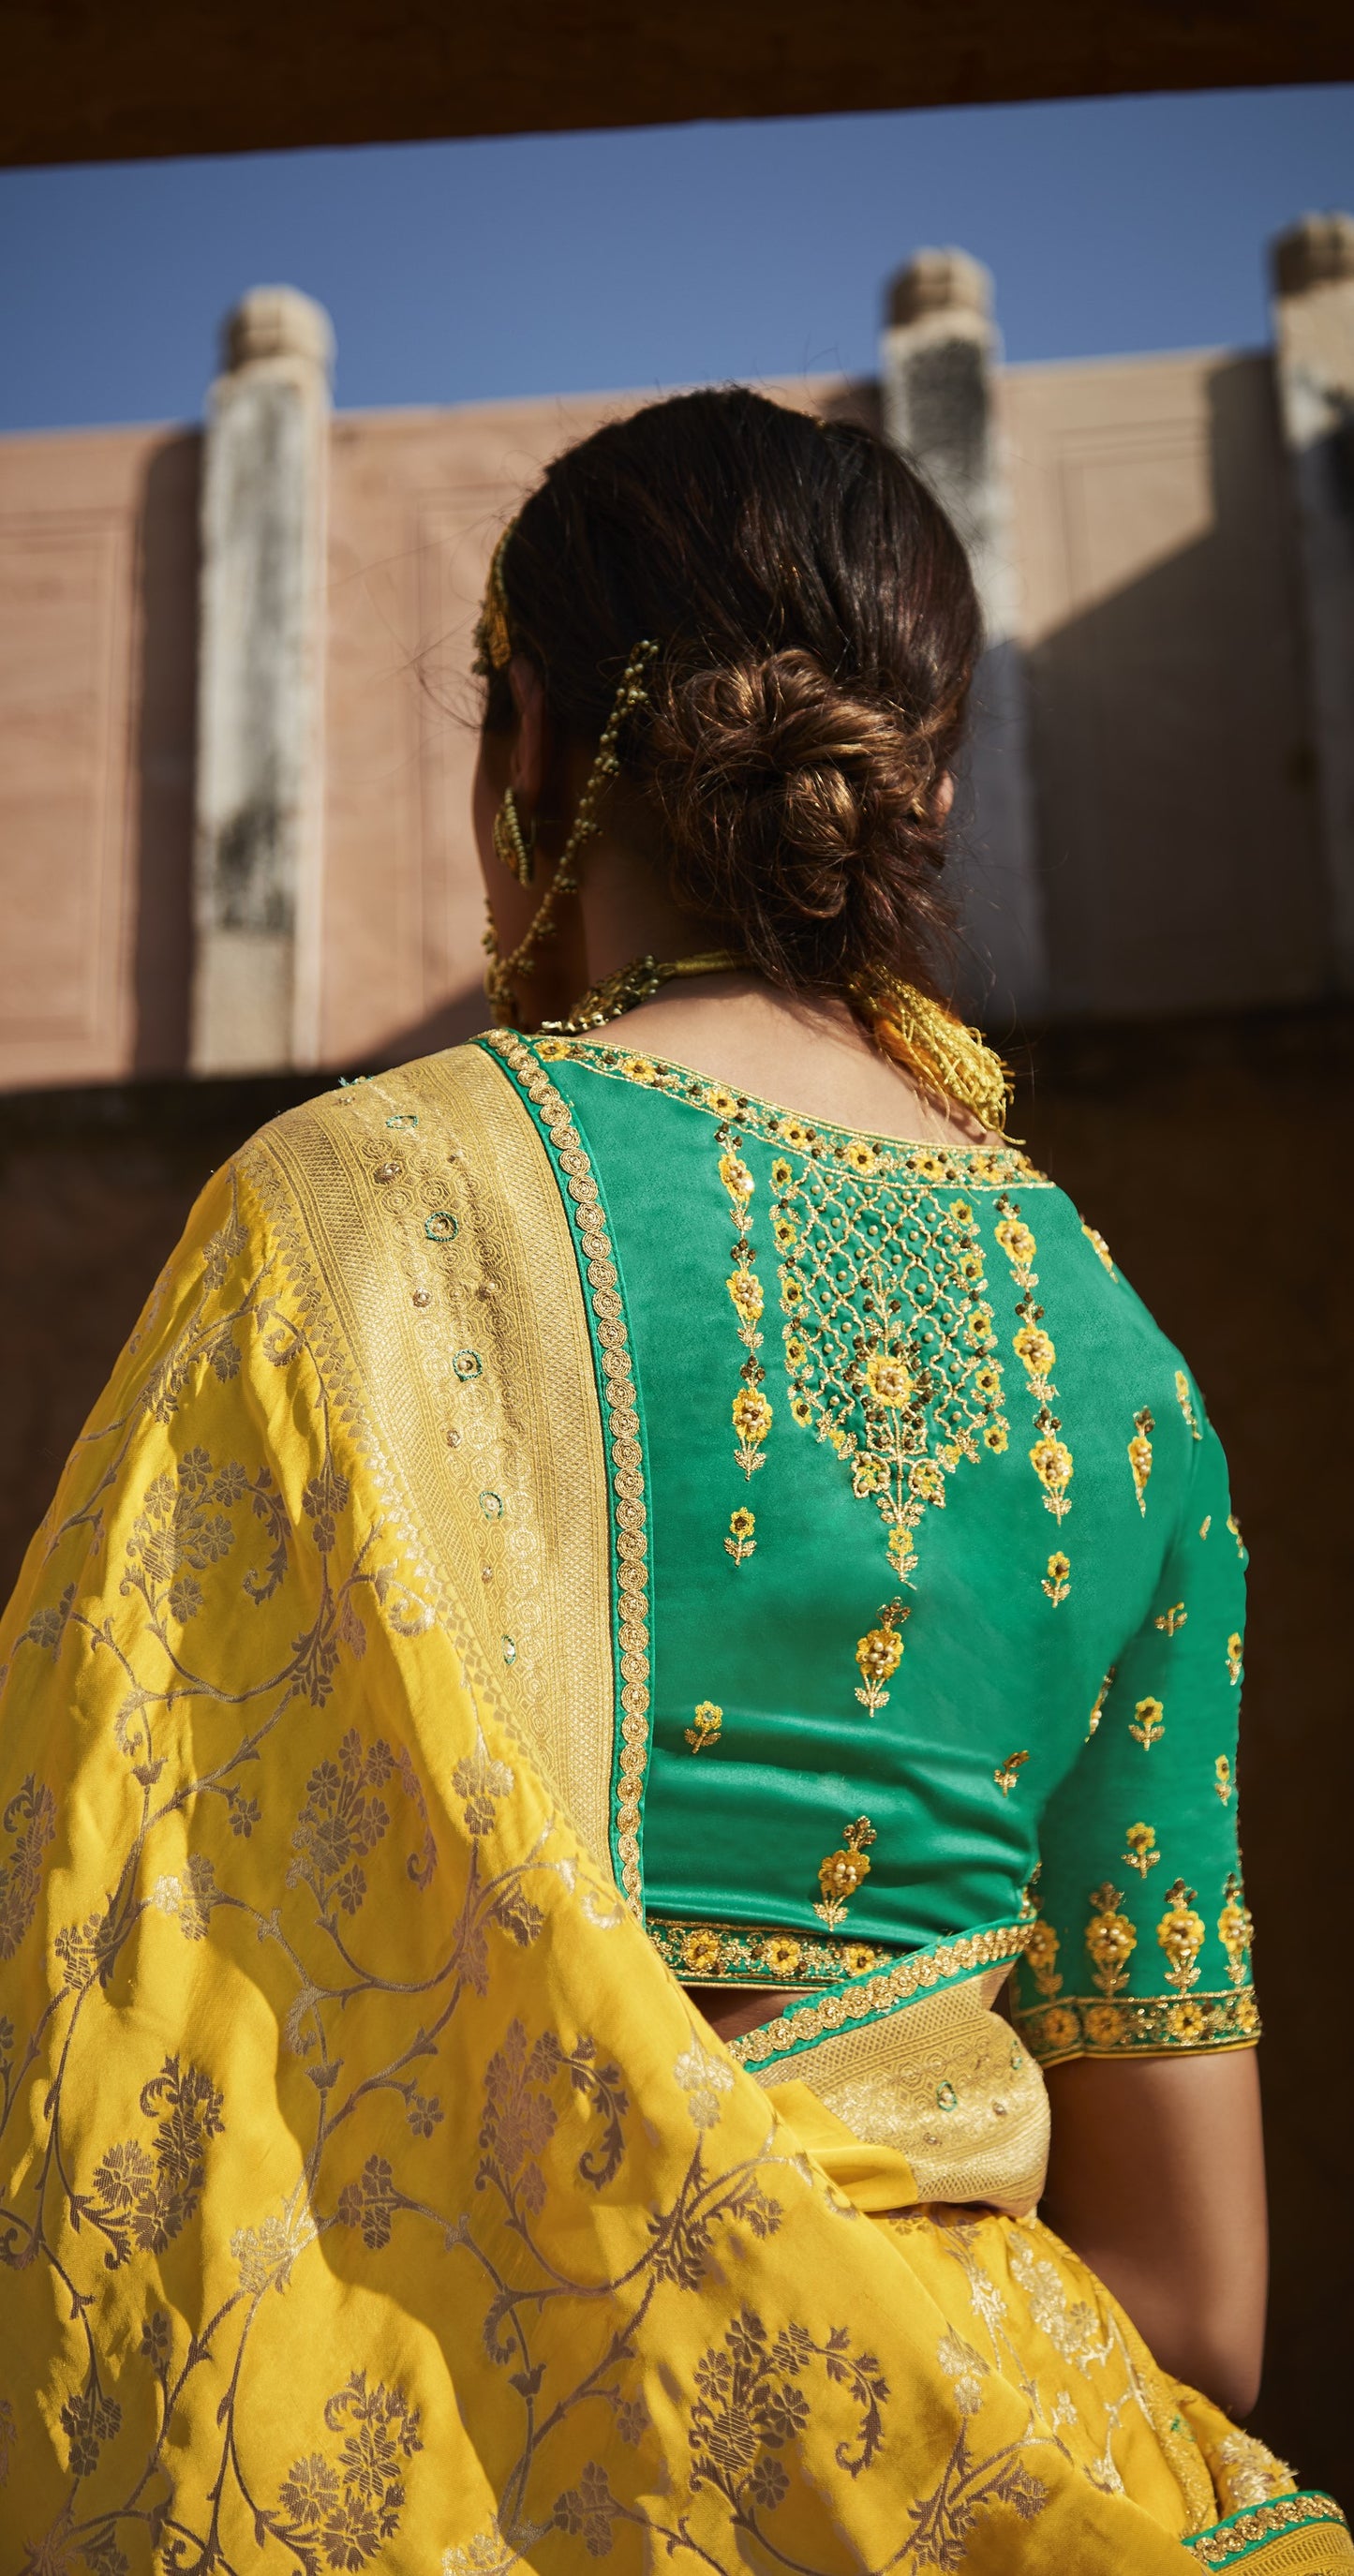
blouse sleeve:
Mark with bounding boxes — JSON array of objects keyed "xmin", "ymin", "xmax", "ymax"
[{"xmin": 1012, "ymin": 1405, "xmax": 1259, "ymax": 2066}]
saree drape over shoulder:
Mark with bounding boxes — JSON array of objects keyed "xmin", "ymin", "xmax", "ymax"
[{"xmin": 0, "ymin": 1035, "xmax": 1347, "ymax": 2574}]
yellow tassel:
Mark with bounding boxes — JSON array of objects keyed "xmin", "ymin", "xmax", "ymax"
[{"xmin": 866, "ymin": 980, "xmax": 1013, "ymax": 1136}]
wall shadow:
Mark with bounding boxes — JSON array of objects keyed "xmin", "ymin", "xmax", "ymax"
[{"xmin": 130, "ymin": 431, "xmax": 201, "ymax": 1075}]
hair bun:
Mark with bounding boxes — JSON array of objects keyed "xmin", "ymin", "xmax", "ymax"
[{"xmin": 649, "ymin": 648, "xmax": 941, "ymax": 974}]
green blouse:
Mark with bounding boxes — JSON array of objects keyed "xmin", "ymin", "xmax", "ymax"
[{"xmin": 488, "ymin": 1033, "xmax": 1257, "ymax": 2069}]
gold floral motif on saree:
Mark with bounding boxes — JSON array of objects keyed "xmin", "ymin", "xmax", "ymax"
[
  {"xmin": 647, "ymin": 1914, "xmax": 886, "ymax": 1987},
  {"xmin": 724, "ymin": 1506, "xmax": 756, "ymax": 1565},
  {"xmin": 1042, "ymin": 1549, "xmax": 1071, "ymax": 1604},
  {"xmin": 1123, "ymin": 1821, "xmax": 1160, "ymax": 1878},
  {"xmin": 718, "ymin": 1136, "xmax": 772, "ymax": 1481},
  {"xmin": 1130, "ymin": 1694, "xmax": 1166, "ymax": 1750},
  {"xmin": 995, "ymin": 1200, "xmax": 1075, "ymax": 1526},
  {"xmin": 1218, "ymin": 1872, "xmax": 1255, "ymax": 1988},
  {"xmin": 813, "ymin": 1815, "xmax": 877, "ymax": 1929},
  {"xmin": 1019, "ymin": 1988, "xmax": 1261, "ymax": 2064}
]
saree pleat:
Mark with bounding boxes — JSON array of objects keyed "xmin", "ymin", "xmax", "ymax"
[{"xmin": 0, "ymin": 1050, "xmax": 1344, "ymax": 2573}]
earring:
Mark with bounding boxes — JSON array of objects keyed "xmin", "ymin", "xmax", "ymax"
[{"xmin": 492, "ymin": 787, "xmax": 536, "ymax": 886}]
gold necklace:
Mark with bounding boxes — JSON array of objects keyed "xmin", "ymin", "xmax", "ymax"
[{"xmin": 543, "ymin": 950, "xmax": 746, "ymax": 1035}]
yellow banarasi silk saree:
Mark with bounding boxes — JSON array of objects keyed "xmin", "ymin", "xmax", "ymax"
[{"xmin": 0, "ymin": 1035, "xmax": 1347, "ymax": 2574}]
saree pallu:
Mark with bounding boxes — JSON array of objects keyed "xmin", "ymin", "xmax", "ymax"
[{"xmin": 0, "ymin": 1048, "xmax": 1345, "ymax": 2574}]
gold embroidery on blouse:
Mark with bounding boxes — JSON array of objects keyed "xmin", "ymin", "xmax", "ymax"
[
  {"xmin": 854, "ymin": 1599, "xmax": 909, "ymax": 1714},
  {"xmin": 1226, "ymin": 1631, "xmax": 1243, "ymax": 1685},
  {"xmin": 1024, "ymin": 1907, "xmax": 1063, "ymax": 2000},
  {"xmin": 1086, "ymin": 1884, "xmax": 1138, "ymax": 1996},
  {"xmin": 729, "ymin": 1919, "xmax": 1033, "ymax": 2068},
  {"xmin": 994, "ymin": 1750, "xmax": 1030, "ymax": 1795},
  {"xmin": 1128, "ymin": 1407, "xmax": 1154, "ymax": 1514},
  {"xmin": 650, "ymin": 1915, "xmax": 885, "ymax": 1988},
  {"xmin": 1213, "ymin": 1755, "xmax": 1233, "ymax": 1806},
  {"xmin": 1186, "ymin": 2494, "xmax": 1351, "ymax": 2566},
  {"xmin": 1217, "ymin": 1873, "xmax": 1255, "ymax": 1988},
  {"xmin": 1087, "ymin": 1669, "xmax": 1115, "ymax": 1738},
  {"xmin": 719, "ymin": 1138, "xmax": 771, "ymax": 1481},
  {"xmin": 1019, "ymin": 1988, "xmax": 1261, "ymax": 2064},
  {"xmin": 1157, "ymin": 1879, "xmax": 1206, "ymax": 1995},
  {"xmin": 814, "ymin": 1816, "xmax": 876, "ymax": 1930},
  {"xmin": 1199, "ymin": 1514, "xmax": 1212, "ymax": 1541},
  {"xmin": 1123, "ymin": 1822, "xmax": 1160, "ymax": 1878},
  {"xmin": 531, "ymin": 1039, "xmax": 1045, "ymax": 1184},
  {"xmin": 1154, "ymin": 1601, "xmax": 1187, "ymax": 1636},
  {"xmin": 1227, "ymin": 1511, "xmax": 1245, "ymax": 1558},
  {"xmin": 723, "ymin": 1507, "xmax": 756, "ymax": 1566},
  {"xmin": 997, "ymin": 1203, "xmax": 1075, "ymax": 1526},
  {"xmin": 771, "ymin": 1157, "xmax": 1009, "ymax": 1583},
  {"xmin": 1174, "ymin": 1369, "xmax": 1203, "ymax": 1439},
  {"xmin": 1081, "ymin": 1222, "xmax": 1116, "ymax": 1274},
  {"xmin": 685, "ymin": 1701, "xmax": 723, "ymax": 1754},
  {"xmin": 1042, "ymin": 1551, "xmax": 1070, "ymax": 1605},
  {"xmin": 1130, "ymin": 1694, "xmax": 1165, "ymax": 1750}
]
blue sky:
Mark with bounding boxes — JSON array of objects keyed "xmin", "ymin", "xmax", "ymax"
[{"xmin": 0, "ymin": 85, "xmax": 1350, "ymax": 433}]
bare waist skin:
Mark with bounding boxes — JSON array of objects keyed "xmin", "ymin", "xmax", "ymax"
[{"xmin": 684, "ymin": 1984, "xmax": 799, "ymax": 2042}]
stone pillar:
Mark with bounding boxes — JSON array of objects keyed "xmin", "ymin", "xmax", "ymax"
[
  {"xmin": 1272, "ymin": 214, "xmax": 1354, "ymax": 989},
  {"xmin": 880, "ymin": 250, "xmax": 1048, "ymax": 1022},
  {"xmin": 191, "ymin": 286, "xmax": 333, "ymax": 1073}
]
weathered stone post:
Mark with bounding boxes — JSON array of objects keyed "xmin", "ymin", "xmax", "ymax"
[
  {"xmin": 1272, "ymin": 214, "xmax": 1354, "ymax": 988},
  {"xmin": 191, "ymin": 286, "xmax": 333, "ymax": 1073},
  {"xmin": 880, "ymin": 250, "xmax": 1048, "ymax": 1021}
]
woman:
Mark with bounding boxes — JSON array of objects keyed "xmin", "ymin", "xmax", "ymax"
[{"xmin": 0, "ymin": 390, "xmax": 1346, "ymax": 2571}]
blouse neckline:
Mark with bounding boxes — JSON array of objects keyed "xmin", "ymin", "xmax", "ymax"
[{"xmin": 523, "ymin": 1033, "xmax": 1039, "ymax": 1183}]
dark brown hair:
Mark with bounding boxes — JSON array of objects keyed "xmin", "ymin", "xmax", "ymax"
[{"xmin": 484, "ymin": 387, "xmax": 981, "ymax": 1002}]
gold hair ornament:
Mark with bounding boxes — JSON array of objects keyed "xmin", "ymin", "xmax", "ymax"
[
  {"xmin": 491, "ymin": 786, "xmax": 536, "ymax": 886},
  {"xmin": 475, "ymin": 521, "xmax": 516, "ymax": 675},
  {"xmin": 483, "ymin": 637, "xmax": 661, "ymax": 1026}
]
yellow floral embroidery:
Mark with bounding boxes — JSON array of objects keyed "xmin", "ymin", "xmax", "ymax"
[
  {"xmin": 1130, "ymin": 1695, "xmax": 1165, "ymax": 1750},
  {"xmin": 684, "ymin": 1701, "xmax": 723, "ymax": 1754},
  {"xmin": 1127, "ymin": 1407, "xmax": 1154, "ymax": 1513},
  {"xmin": 1174, "ymin": 1368, "xmax": 1202, "ymax": 1439},
  {"xmin": 772, "ymin": 1160, "xmax": 1009, "ymax": 1584},
  {"xmin": 678, "ymin": 1926, "xmax": 722, "ymax": 1977},
  {"xmin": 724, "ymin": 1507, "xmax": 756, "ymax": 1566},
  {"xmin": 994, "ymin": 1750, "xmax": 1030, "ymax": 1795},
  {"xmin": 1024, "ymin": 1913, "xmax": 1063, "ymax": 2000},
  {"xmin": 1042, "ymin": 1550, "xmax": 1070, "ymax": 1605},
  {"xmin": 647, "ymin": 1916, "xmax": 886, "ymax": 1986},
  {"xmin": 814, "ymin": 1816, "xmax": 876, "ymax": 1930},
  {"xmin": 1156, "ymin": 1879, "xmax": 1206, "ymax": 1995},
  {"xmin": 1226, "ymin": 1631, "xmax": 1243, "ymax": 1685},
  {"xmin": 1218, "ymin": 1871, "xmax": 1255, "ymax": 1988},
  {"xmin": 1081, "ymin": 1222, "xmax": 1116, "ymax": 1274},
  {"xmin": 762, "ymin": 1933, "xmax": 803, "ymax": 1977},
  {"xmin": 720, "ymin": 1139, "xmax": 771, "ymax": 1481},
  {"xmin": 1123, "ymin": 1822, "xmax": 1159, "ymax": 1879},
  {"xmin": 1227, "ymin": 1511, "xmax": 1245, "ymax": 1558},
  {"xmin": 854, "ymin": 1599, "xmax": 910, "ymax": 1714},
  {"xmin": 1087, "ymin": 1669, "xmax": 1115, "ymax": 1738},
  {"xmin": 1213, "ymin": 1754, "xmax": 1233, "ymax": 1806},
  {"xmin": 996, "ymin": 1199, "xmax": 1075, "ymax": 1526},
  {"xmin": 1019, "ymin": 1988, "xmax": 1261, "ymax": 2062},
  {"xmin": 1154, "ymin": 1601, "xmax": 1187, "ymax": 1636},
  {"xmin": 1086, "ymin": 1884, "xmax": 1138, "ymax": 1996}
]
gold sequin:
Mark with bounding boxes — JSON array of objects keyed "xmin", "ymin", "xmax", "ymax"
[
  {"xmin": 1130, "ymin": 1695, "xmax": 1165, "ymax": 1750},
  {"xmin": 684, "ymin": 1701, "xmax": 723, "ymax": 1754},
  {"xmin": 814, "ymin": 1816, "xmax": 876, "ymax": 1930},
  {"xmin": 1123, "ymin": 1822, "xmax": 1160, "ymax": 1879},
  {"xmin": 1156, "ymin": 1879, "xmax": 1206, "ymax": 1996},
  {"xmin": 1128, "ymin": 1407, "xmax": 1154, "ymax": 1514},
  {"xmin": 854, "ymin": 1599, "xmax": 909, "ymax": 1714},
  {"xmin": 1086, "ymin": 1884, "xmax": 1138, "ymax": 1997}
]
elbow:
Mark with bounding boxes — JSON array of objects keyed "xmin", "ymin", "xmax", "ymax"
[{"xmin": 1154, "ymin": 2321, "xmax": 1263, "ymax": 2423}]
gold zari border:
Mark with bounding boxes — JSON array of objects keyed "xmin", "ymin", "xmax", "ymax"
[
  {"xmin": 1017, "ymin": 1988, "xmax": 1260, "ymax": 2065},
  {"xmin": 1186, "ymin": 2494, "xmax": 1353, "ymax": 2569},
  {"xmin": 729, "ymin": 1922, "xmax": 1031, "ymax": 2070},
  {"xmin": 486, "ymin": 1030, "xmax": 652, "ymax": 1911},
  {"xmin": 647, "ymin": 1914, "xmax": 892, "ymax": 1988}
]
